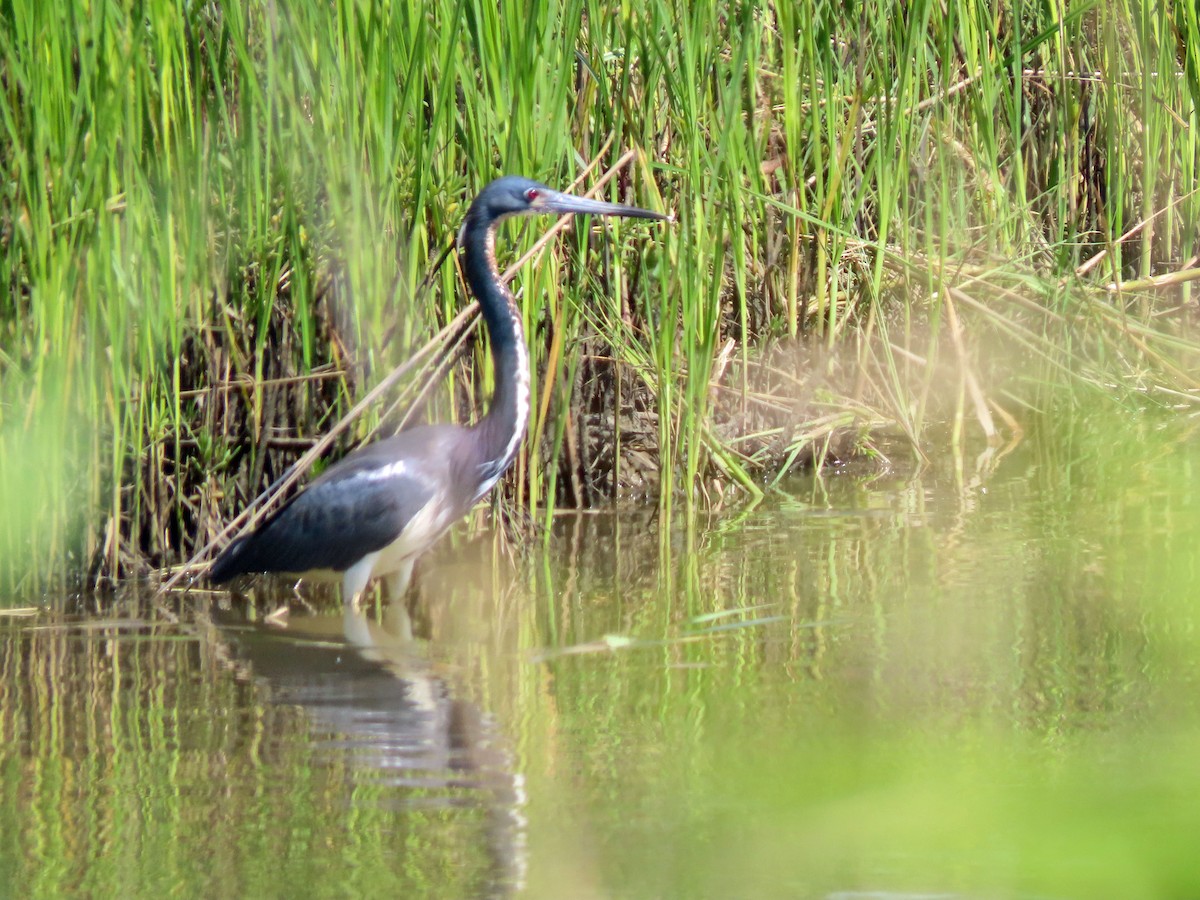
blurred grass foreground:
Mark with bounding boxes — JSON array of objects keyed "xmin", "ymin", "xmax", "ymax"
[{"xmin": 1, "ymin": 0, "xmax": 1197, "ymax": 593}]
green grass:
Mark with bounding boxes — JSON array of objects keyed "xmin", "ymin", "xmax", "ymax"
[{"xmin": 1, "ymin": 0, "xmax": 1198, "ymax": 594}]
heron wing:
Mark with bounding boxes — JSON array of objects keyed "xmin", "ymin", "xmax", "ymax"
[{"xmin": 210, "ymin": 430, "xmax": 453, "ymax": 580}]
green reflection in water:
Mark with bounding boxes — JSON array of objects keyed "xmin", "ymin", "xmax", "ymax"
[
  {"xmin": 1, "ymin": 404, "xmax": 1198, "ymax": 898},
  {"xmin": 0, "ymin": 609, "xmax": 508, "ymax": 897},
  {"xmin": 521, "ymin": 408, "xmax": 1200, "ymax": 899}
]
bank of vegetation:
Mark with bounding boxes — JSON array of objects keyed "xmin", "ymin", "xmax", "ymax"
[{"xmin": 1, "ymin": 0, "xmax": 1197, "ymax": 594}]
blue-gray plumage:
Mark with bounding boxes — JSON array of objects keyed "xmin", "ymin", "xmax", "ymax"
[{"xmin": 209, "ymin": 176, "xmax": 667, "ymax": 607}]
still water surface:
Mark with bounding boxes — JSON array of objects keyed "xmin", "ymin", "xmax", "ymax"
[{"xmin": 2, "ymin": 407, "xmax": 1198, "ymax": 898}]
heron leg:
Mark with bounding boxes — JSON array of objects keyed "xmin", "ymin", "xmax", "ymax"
[
  {"xmin": 342, "ymin": 604, "xmax": 373, "ymax": 648},
  {"xmin": 341, "ymin": 551, "xmax": 381, "ymax": 611},
  {"xmin": 383, "ymin": 558, "xmax": 415, "ymax": 604}
]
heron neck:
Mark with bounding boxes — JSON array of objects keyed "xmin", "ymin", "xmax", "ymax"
[{"xmin": 461, "ymin": 221, "xmax": 530, "ymax": 483}]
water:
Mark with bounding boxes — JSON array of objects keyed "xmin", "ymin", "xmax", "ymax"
[{"xmin": 2, "ymin": 407, "xmax": 1199, "ymax": 898}]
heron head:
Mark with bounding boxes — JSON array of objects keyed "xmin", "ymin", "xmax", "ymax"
[{"xmin": 458, "ymin": 175, "xmax": 668, "ymax": 248}]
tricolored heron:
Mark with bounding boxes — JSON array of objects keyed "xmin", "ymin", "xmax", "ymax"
[{"xmin": 208, "ymin": 176, "xmax": 667, "ymax": 608}]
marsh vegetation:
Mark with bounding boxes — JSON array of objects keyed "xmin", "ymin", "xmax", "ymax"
[{"xmin": 1, "ymin": 0, "xmax": 1196, "ymax": 594}]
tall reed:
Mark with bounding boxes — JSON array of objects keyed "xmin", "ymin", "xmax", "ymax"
[{"xmin": 0, "ymin": 0, "xmax": 1196, "ymax": 594}]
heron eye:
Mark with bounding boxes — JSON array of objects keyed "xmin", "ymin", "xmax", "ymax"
[{"xmin": 524, "ymin": 188, "xmax": 540, "ymax": 202}]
